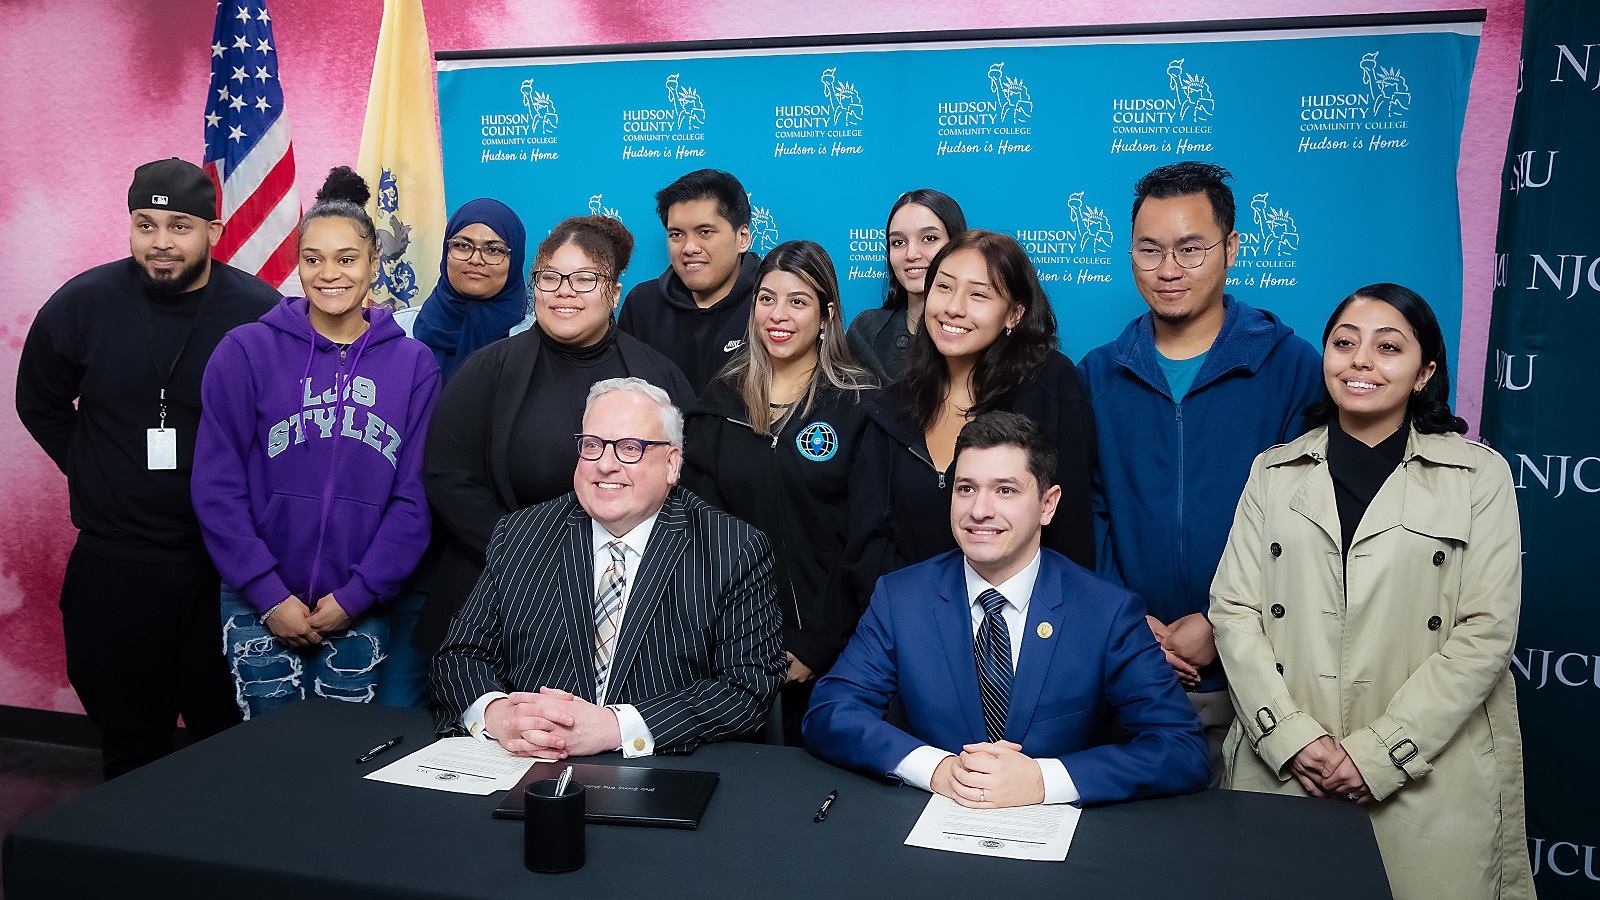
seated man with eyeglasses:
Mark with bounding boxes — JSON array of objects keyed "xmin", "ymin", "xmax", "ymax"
[{"xmin": 432, "ymin": 377, "xmax": 786, "ymax": 757}]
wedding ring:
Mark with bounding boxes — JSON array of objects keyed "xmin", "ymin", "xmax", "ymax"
[{"xmin": 980, "ymin": 788, "xmax": 987, "ymax": 802}]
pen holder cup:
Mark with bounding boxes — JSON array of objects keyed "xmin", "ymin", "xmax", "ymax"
[{"xmin": 524, "ymin": 779, "xmax": 586, "ymax": 874}]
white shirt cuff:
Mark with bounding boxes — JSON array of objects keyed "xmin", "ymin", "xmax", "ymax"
[
  {"xmin": 892, "ymin": 745, "xmax": 955, "ymax": 791},
  {"xmin": 1038, "ymin": 758, "xmax": 1080, "ymax": 805},
  {"xmin": 610, "ymin": 704, "xmax": 654, "ymax": 757},
  {"xmin": 462, "ymin": 691, "xmax": 509, "ymax": 740}
]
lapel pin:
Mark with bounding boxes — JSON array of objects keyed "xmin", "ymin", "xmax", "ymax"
[{"xmin": 1036, "ymin": 622, "xmax": 1053, "ymax": 639}]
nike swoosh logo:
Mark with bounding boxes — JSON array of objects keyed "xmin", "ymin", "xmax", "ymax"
[{"xmin": 723, "ymin": 340, "xmax": 744, "ymax": 353}]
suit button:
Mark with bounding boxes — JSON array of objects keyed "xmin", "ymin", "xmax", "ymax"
[
  {"xmin": 1271, "ymin": 604, "xmax": 1285, "ymax": 618},
  {"xmin": 1276, "ymin": 663, "xmax": 1284, "ymax": 674},
  {"xmin": 1433, "ymin": 551, "xmax": 1445, "ymax": 566},
  {"xmin": 1428, "ymin": 616, "xmax": 1442, "ymax": 631},
  {"xmin": 1270, "ymin": 542, "xmax": 1282, "ymax": 558}
]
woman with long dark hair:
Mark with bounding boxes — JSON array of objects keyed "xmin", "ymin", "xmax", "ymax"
[
  {"xmin": 1211, "ymin": 283, "xmax": 1531, "ymax": 900},
  {"xmin": 682, "ymin": 240, "xmax": 876, "ymax": 743},
  {"xmin": 845, "ymin": 189, "xmax": 966, "ymax": 380},
  {"xmin": 415, "ymin": 215, "xmax": 693, "ymax": 654},
  {"xmin": 847, "ymin": 230, "xmax": 1096, "ymax": 602}
]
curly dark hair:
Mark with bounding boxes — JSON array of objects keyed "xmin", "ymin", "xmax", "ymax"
[
  {"xmin": 1306, "ymin": 282, "xmax": 1467, "ymax": 435},
  {"xmin": 299, "ymin": 166, "xmax": 376, "ymax": 251},
  {"xmin": 897, "ymin": 230, "xmax": 1058, "ymax": 430}
]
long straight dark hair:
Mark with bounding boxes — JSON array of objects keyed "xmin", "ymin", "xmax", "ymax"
[
  {"xmin": 882, "ymin": 189, "xmax": 967, "ymax": 310},
  {"xmin": 1307, "ymin": 282, "xmax": 1467, "ymax": 435},
  {"xmin": 898, "ymin": 230, "xmax": 1058, "ymax": 430}
]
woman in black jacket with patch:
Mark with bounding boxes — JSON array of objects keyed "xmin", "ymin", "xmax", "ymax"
[
  {"xmin": 846, "ymin": 230, "xmax": 1097, "ymax": 605},
  {"xmin": 682, "ymin": 241, "xmax": 876, "ymax": 744}
]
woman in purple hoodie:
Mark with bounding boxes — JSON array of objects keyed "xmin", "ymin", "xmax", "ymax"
[{"xmin": 194, "ymin": 168, "xmax": 440, "ymax": 719}]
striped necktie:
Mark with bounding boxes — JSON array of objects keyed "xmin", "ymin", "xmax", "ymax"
[
  {"xmin": 593, "ymin": 540, "xmax": 628, "ymax": 704},
  {"xmin": 974, "ymin": 588, "xmax": 1013, "ymax": 743}
]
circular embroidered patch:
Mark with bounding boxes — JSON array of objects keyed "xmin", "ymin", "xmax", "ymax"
[{"xmin": 796, "ymin": 421, "xmax": 839, "ymax": 462}]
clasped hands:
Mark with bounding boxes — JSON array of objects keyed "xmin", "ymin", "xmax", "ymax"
[
  {"xmin": 1146, "ymin": 613, "xmax": 1216, "ymax": 690},
  {"xmin": 931, "ymin": 740, "xmax": 1045, "ymax": 809},
  {"xmin": 265, "ymin": 594, "xmax": 352, "ymax": 648},
  {"xmin": 1291, "ymin": 735, "xmax": 1371, "ymax": 806},
  {"xmin": 485, "ymin": 687, "xmax": 622, "ymax": 759}
]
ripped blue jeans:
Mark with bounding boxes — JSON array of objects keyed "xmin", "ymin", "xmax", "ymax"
[{"xmin": 220, "ymin": 588, "xmax": 388, "ymax": 721}]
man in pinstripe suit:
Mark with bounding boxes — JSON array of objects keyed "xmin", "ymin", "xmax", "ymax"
[{"xmin": 432, "ymin": 377, "xmax": 785, "ymax": 757}]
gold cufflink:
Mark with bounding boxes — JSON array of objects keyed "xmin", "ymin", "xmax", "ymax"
[
  {"xmin": 1037, "ymin": 622, "xmax": 1053, "ymax": 639},
  {"xmin": 633, "ymin": 737, "xmax": 646, "ymax": 751}
]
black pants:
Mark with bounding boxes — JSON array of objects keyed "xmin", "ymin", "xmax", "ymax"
[{"xmin": 59, "ymin": 542, "xmax": 241, "ymax": 780}]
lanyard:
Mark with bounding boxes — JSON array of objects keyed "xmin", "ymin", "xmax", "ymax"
[{"xmin": 135, "ymin": 280, "xmax": 213, "ymax": 429}]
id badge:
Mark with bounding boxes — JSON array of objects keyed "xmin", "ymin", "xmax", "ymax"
[{"xmin": 147, "ymin": 428, "xmax": 178, "ymax": 470}]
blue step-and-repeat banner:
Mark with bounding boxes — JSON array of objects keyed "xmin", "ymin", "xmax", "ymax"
[{"xmin": 436, "ymin": 18, "xmax": 1480, "ymax": 363}]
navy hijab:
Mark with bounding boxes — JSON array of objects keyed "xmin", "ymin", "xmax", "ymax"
[{"xmin": 413, "ymin": 198, "xmax": 527, "ymax": 382}]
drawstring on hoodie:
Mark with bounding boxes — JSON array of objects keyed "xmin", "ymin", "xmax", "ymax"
[{"xmin": 302, "ymin": 321, "xmax": 373, "ymax": 607}]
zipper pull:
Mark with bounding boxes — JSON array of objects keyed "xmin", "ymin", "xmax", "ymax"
[
  {"xmin": 771, "ymin": 433, "xmax": 780, "ymax": 450},
  {"xmin": 938, "ymin": 471, "xmax": 946, "ymax": 489}
]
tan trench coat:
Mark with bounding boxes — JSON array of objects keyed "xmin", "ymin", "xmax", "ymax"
[{"xmin": 1210, "ymin": 426, "xmax": 1533, "ymax": 900}]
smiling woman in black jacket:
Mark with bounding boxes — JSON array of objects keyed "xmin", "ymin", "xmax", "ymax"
[
  {"xmin": 682, "ymin": 240, "xmax": 876, "ymax": 744},
  {"xmin": 846, "ymin": 230, "xmax": 1097, "ymax": 606}
]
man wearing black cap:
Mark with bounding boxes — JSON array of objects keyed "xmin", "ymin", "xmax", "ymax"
[{"xmin": 16, "ymin": 158, "xmax": 280, "ymax": 778}]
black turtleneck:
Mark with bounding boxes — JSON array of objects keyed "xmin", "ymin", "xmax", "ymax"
[
  {"xmin": 1327, "ymin": 417, "xmax": 1410, "ymax": 555},
  {"xmin": 507, "ymin": 324, "xmax": 627, "ymax": 506}
]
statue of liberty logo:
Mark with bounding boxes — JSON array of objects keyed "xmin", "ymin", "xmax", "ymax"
[
  {"xmin": 987, "ymin": 63, "xmax": 1033, "ymax": 124},
  {"xmin": 820, "ymin": 68, "xmax": 864, "ymax": 127},
  {"xmin": 1249, "ymin": 193, "xmax": 1300, "ymax": 257},
  {"xmin": 1360, "ymin": 52, "xmax": 1411, "ymax": 118},
  {"xmin": 1066, "ymin": 192, "xmax": 1114, "ymax": 255},
  {"xmin": 520, "ymin": 78, "xmax": 559, "ymax": 135},
  {"xmin": 588, "ymin": 194, "xmax": 622, "ymax": 221},
  {"xmin": 1166, "ymin": 59, "xmax": 1215, "ymax": 122},
  {"xmin": 747, "ymin": 195, "xmax": 780, "ymax": 256},
  {"xmin": 372, "ymin": 169, "xmax": 417, "ymax": 309},
  {"xmin": 665, "ymin": 74, "xmax": 706, "ymax": 131}
]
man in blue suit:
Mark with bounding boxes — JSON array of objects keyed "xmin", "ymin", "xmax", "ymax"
[{"xmin": 805, "ymin": 412, "xmax": 1208, "ymax": 806}]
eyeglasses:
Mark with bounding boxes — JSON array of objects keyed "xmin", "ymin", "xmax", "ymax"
[
  {"xmin": 534, "ymin": 269, "xmax": 609, "ymax": 293},
  {"xmin": 446, "ymin": 238, "xmax": 510, "ymax": 265},
  {"xmin": 574, "ymin": 434, "xmax": 672, "ymax": 464},
  {"xmin": 1128, "ymin": 237, "xmax": 1226, "ymax": 271}
]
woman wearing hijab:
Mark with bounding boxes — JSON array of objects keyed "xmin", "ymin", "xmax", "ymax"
[{"xmin": 412, "ymin": 198, "xmax": 528, "ymax": 382}]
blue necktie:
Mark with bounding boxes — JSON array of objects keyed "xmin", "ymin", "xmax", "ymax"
[{"xmin": 974, "ymin": 588, "xmax": 1013, "ymax": 743}]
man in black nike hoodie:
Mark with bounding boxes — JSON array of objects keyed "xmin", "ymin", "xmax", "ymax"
[{"xmin": 618, "ymin": 169, "xmax": 760, "ymax": 394}]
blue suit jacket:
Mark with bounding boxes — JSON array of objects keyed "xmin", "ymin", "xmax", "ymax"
[{"xmin": 804, "ymin": 549, "xmax": 1209, "ymax": 805}]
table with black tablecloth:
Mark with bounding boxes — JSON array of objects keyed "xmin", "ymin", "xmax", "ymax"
[{"xmin": 3, "ymin": 700, "xmax": 1392, "ymax": 899}]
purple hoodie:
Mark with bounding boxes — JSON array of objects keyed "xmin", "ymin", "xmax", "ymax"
[{"xmin": 193, "ymin": 297, "xmax": 440, "ymax": 617}]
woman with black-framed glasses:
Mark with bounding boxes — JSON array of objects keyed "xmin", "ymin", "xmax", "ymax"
[
  {"xmin": 415, "ymin": 215, "xmax": 693, "ymax": 656},
  {"xmin": 409, "ymin": 199, "xmax": 527, "ymax": 383}
]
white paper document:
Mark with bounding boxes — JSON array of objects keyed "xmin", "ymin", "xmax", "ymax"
[
  {"xmin": 904, "ymin": 794, "xmax": 1081, "ymax": 861},
  {"xmin": 363, "ymin": 737, "xmax": 544, "ymax": 795}
]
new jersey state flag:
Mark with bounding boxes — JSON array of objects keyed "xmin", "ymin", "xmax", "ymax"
[{"xmin": 357, "ymin": 0, "xmax": 446, "ymax": 310}]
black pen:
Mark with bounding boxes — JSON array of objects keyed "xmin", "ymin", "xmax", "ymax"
[
  {"xmin": 813, "ymin": 789, "xmax": 837, "ymax": 823},
  {"xmin": 357, "ymin": 735, "xmax": 404, "ymax": 763}
]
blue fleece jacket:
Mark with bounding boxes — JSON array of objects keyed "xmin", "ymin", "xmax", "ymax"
[
  {"xmin": 193, "ymin": 297, "xmax": 441, "ymax": 617},
  {"xmin": 1078, "ymin": 296, "xmax": 1322, "ymax": 691}
]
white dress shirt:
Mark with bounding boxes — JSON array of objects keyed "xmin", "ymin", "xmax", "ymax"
[
  {"xmin": 892, "ymin": 549, "xmax": 1080, "ymax": 804},
  {"xmin": 462, "ymin": 514, "xmax": 659, "ymax": 758}
]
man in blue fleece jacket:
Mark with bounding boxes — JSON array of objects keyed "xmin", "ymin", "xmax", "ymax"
[{"xmin": 1078, "ymin": 162, "xmax": 1323, "ymax": 779}]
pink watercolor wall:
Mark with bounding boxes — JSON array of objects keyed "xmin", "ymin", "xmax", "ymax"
[{"xmin": 0, "ymin": 0, "xmax": 1523, "ymax": 712}]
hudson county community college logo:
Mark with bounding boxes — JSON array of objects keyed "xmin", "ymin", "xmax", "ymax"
[
  {"xmin": 1298, "ymin": 51, "xmax": 1412, "ymax": 153},
  {"xmin": 1110, "ymin": 58, "xmax": 1215, "ymax": 155},
  {"xmin": 774, "ymin": 67, "xmax": 866, "ymax": 159},
  {"xmin": 843, "ymin": 223, "xmax": 885, "ymax": 283},
  {"xmin": 797, "ymin": 421, "xmax": 839, "ymax": 462},
  {"xmin": 748, "ymin": 194, "xmax": 780, "ymax": 256},
  {"xmin": 1013, "ymin": 191, "xmax": 1116, "ymax": 287},
  {"xmin": 587, "ymin": 194, "xmax": 622, "ymax": 222},
  {"xmin": 934, "ymin": 62, "xmax": 1033, "ymax": 157},
  {"xmin": 1231, "ymin": 192, "xmax": 1300, "ymax": 292},
  {"xmin": 476, "ymin": 78, "xmax": 559, "ymax": 163},
  {"xmin": 622, "ymin": 74, "xmax": 708, "ymax": 161}
]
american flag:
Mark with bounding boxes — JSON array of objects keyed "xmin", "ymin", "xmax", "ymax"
[{"xmin": 203, "ymin": 1, "xmax": 300, "ymax": 291}]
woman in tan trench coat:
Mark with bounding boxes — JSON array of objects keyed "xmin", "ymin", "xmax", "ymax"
[{"xmin": 1210, "ymin": 284, "xmax": 1533, "ymax": 900}]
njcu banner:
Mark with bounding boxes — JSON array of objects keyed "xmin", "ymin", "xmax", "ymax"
[
  {"xmin": 435, "ymin": 15, "xmax": 1481, "ymax": 362},
  {"xmin": 1481, "ymin": 0, "xmax": 1600, "ymax": 896}
]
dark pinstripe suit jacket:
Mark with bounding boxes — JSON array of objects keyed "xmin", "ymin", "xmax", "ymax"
[{"xmin": 431, "ymin": 486, "xmax": 785, "ymax": 752}]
